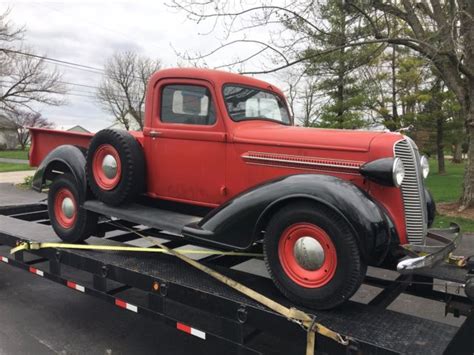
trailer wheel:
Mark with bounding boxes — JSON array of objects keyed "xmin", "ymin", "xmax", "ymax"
[
  {"xmin": 263, "ymin": 202, "xmax": 366, "ymax": 310},
  {"xmin": 48, "ymin": 173, "xmax": 98, "ymax": 243},
  {"xmin": 86, "ymin": 129, "xmax": 145, "ymax": 205}
]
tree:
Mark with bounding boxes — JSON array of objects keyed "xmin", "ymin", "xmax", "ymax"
[
  {"xmin": 172, "ymin": 0, "xmax": 474, "ymax": 209},
  {"xmin": 9, "ymin": 110, "xmax": 53, "ymax": 150},
  {"xmin": 0, "ymin": 10, "xmax": 65, "ymax": 114},
  {"xmin": 302, "ymin": 1, "xmax": 379, "ymax": 129},
  {"xmin": 97, "ymin": 51, "xmax": 162, "ymax": 130}
]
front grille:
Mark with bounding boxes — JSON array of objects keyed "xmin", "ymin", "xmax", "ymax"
[{"xmin": 394, "ymin": 138, "xmax": 427, "ymax": 245}]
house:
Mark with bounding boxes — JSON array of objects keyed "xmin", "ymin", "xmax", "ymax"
[
  {"xmin": 0, "ymin": 115, "xmax": 18, "ymax": 150},
  {"xmin": 60, "ymin": 125, "xmax": 91, "ymax": 133}
]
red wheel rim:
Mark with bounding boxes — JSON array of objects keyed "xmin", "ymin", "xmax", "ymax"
[
  {"xmin": 278, "ymin": 223, "xmax": 337, "ymax": 288},
  {"xmin": 92, "ymin": 144, "xmax": 122, "ymax": 190},
  {"xmin": 54, "ymin": 188, "xmax": 77, "ymax": 229}
]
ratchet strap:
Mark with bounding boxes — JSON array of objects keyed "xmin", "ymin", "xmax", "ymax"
[{"xmin": 11, "ymin": 224, "xmax": 349, "ymax": 355}]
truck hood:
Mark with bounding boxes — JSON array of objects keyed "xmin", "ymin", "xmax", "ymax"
[{"xmin": 231, "ymin": 122, "xmax": 386, "ymax": 152}]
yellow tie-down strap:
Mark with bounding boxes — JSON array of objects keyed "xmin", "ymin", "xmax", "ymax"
[{"xmin": 11, "ymin": 236, "xmax": 349, "ymax": 354}]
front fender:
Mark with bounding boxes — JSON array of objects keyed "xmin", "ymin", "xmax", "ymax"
[
  {"xmin": 32, "ymin": 145, "xmax": 87, "ymax": 195},
  {"xmin": 182, "ymin": 174, "xmax": 396, "ymax": 263}
]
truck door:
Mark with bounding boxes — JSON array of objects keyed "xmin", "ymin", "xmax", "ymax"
[{"xmin": 144, "ymin": 79, "xmax": 226, "ymax": 207}]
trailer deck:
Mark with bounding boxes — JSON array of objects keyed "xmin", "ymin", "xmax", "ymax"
[{"xmin": 0, "ymin": 202, "xmax": 473, "ymax": 354}]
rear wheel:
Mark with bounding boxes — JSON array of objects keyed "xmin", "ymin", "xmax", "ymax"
[
  {"xmin": 263, "ymin": 202, "xmax": 366, "ymax": 309},
  {"xmin": 48, "ymin": 173, "xmax": 97, "ymax": 243}
]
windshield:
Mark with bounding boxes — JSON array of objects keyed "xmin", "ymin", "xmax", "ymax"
[{"xmin": 223, "ymin": 85, "xmax": 290, "ymax": 124}]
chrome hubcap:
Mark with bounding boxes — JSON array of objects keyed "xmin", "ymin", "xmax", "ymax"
[
  {"xmin": 293, "ymin": 237, "xmax": 325, "ymax": 271},
  {"xmin": 102, "ymin": 154, "xmax": 117, "ymax": 179},
  {"xmin": 61, "ymin": 197, "xmax": 75, "ymax": 218}
]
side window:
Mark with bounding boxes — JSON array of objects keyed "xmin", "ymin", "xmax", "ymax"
[{"xmin": 161, "ymin": 84, "xmax": 216, "ymax": 125}]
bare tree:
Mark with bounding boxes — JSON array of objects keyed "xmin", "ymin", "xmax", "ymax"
[
  {"xmin": 0, "ymin": 9, "xmax": 66, "ymax": 114},
  {"xmin": 172, "ymin": 0, "xmax": 474, "ymax": 209},
  {"xmin": 9, "ymin": 110, "xmax": 54, "ymax": 150},
  {"xmin": 97, "ymin": 51, "xmax": 162, "ymax": 130}
]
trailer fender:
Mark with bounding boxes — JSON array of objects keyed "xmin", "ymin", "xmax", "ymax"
[
  {"xmin": 32, "ymin": 145, "xmax": 87, "ymax": 195},
  {"xmin": 182, "ymin": 174, "xmax": 396, "ymax": 263}
]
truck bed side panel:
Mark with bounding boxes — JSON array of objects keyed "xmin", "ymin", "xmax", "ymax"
[{"xmin": 29, "ymin": 128, "xmax": 93, "ymax": 167}]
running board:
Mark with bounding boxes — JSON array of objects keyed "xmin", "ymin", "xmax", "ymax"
[{"xmin": 83, "ymin": 200, "xmax": 201, "ymax": 236}]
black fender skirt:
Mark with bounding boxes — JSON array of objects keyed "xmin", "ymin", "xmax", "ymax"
[
  {"xmin": 32, "ymin": 145, "xmax": 87, "ymax": 195},
  {"xmin": 182, "ymin": 174, "xmax": 397, "ymax": 264}
]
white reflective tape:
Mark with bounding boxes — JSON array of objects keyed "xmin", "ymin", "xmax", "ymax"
[
  {"xmin": 190, "ymin": 328, "xmax": 206, "ymax": 340},
  {"xmin": 126, "ymin": 303, "xmax": 138, "ymax": 313},
  {"xmin": 76, "ymin": 284, "xmax": 85, "ymax": 293},
  {"xmin": 1, "ymin": 256, "xmax": 8, "ymax": 263}
]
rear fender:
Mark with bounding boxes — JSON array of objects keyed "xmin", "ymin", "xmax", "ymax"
[
  {"xmin": 182, "ymin": 174, "xmax": 397, "ymax": 263},
  {"xmin": 32, "ymin": 145, "xmax": 87, "ymax": 195}
]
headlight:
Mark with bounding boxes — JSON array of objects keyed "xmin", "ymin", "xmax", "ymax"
[
  {"xmin": 420, "ymin": 155, "xmax": 429, "ymax": 179},
  {"xmin": 360, "ymin": 157, "xmax": 405, "ymax": 187},
  {"xmin": 392, "ymin": 157, "xmax": 405, "ymax": 187}
]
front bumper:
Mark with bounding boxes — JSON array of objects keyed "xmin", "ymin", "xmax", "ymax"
[{"xmin": 396, "ymin": 223, "xmax": 462, "ymax": 273}]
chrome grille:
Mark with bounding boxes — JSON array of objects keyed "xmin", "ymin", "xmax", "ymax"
[{"xmin": 394, "ymin": 138, "xmax": 427, "ymax": 245}]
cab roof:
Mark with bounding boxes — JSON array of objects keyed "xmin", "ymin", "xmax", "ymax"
[{"xmin": 147, "ymin": 68, "xmax": 285, "ymax": 97}]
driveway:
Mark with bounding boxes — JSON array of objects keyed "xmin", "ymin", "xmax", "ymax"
[{"xmin": 0, "ymin": 170, "xmax": 35, "ymax": 184}]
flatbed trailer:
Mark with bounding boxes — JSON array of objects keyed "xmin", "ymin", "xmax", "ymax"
[{"xmin": 0, "ymin": 202, "xmax": 473, "ymax": 354}]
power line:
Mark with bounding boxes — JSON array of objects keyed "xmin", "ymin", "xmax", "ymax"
[{"xmin": 0, "ymin": 48, "xmax": 105, "ymax": 74}]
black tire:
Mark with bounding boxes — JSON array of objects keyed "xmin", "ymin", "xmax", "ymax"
[
  {"xmin": 86, "ymin": 129, "xmax": 145, "ymax": 206},
  {"xmin": 48, "ymin": 173, "xmax": 98, "ymax": 243},
  {"xmin": 263, "ymin": 202, "xmax": 366, "ymax": 310}
]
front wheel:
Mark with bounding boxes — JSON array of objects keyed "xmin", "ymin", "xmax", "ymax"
[
  {"xmin": 48, "ymin": 173, "xmax": 98, "ymax": 243},
  {"xmin": 263, "ymin": 202, "xmax": 366, "ymax": 310}
]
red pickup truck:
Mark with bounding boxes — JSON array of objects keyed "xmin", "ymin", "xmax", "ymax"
[{"xmin": 29, "ymin": 68, "xmax": 459, "ymax": 310}]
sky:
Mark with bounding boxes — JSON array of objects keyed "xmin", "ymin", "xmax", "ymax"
[{"xmin": 1, "ymin": 0, "xmax": 280, "ymax": 131}]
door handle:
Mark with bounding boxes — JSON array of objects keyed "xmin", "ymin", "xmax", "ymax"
[{"xmin": 148, "ymin": 130, "xmax": 162, "ymax": 137}]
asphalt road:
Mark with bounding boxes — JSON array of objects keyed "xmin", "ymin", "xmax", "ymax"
[{"xmin": 0, "ymin": 183, "xmax": 470, "ymax": 354}]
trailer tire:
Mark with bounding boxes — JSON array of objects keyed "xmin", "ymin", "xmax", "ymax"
[
  {"xmin": 48, "ymin": 173, "xmax": 98, "ymax": 243},
  {"xmin": 86, "ymin": 129, "xmax": 145, "ymax": 206},
  {"xmin": 263, "ymin": 202, "xmax": 366, "ymax": 310}
]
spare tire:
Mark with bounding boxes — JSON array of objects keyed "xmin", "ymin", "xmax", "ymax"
[{"xmin": 86, "ymin": 129, "xmax": 145, "ymax": 205}]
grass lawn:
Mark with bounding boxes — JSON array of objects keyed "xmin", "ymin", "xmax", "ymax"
[
  {"xmin": 432, "ymin": 214, "xmax": 474, "ymax": 232},
  {"xmin": 0, "ymin": 162, "xmax": 34, "ymax": 172},
  {"xmin": 424, "ymin": 159, "xmax": 474, "ymax": 231},
  {"xmin": 0, "ymin": 149, "xmax": 29, "ymax": 160},
  {"xmin": 425, "ymin": 159, "xmax": 464, "ymax": 203}
]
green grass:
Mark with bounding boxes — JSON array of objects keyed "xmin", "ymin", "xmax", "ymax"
[
  {"xmin": 425, "ymin": 159, "xmax": 464, "ymax": 203},
  {"xmin": 432, "ymin": 214, "xmax": 474, "ymax": 232},
  {"xmin": 0, "ymin": 149, "xmax": 29, "ymax": 160},
  {"xmin": 0, "ymin": 162, "xmax": 34, "ymax": 172},
  {"xmin": 424, "ymin": 159, "xmax": 474, "ymax": 231}
]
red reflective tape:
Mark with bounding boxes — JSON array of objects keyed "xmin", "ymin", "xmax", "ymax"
[
  {"xmin": 177, "ymin": 322, "xmax": 191, "ymax": 334},
  {"xmin": 115, "ymin": 299, "xmax": 127, "ymax": 309},
  {"xmin": 67, "ymin": 281, "xmax": 76, "ymax": 288}
]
